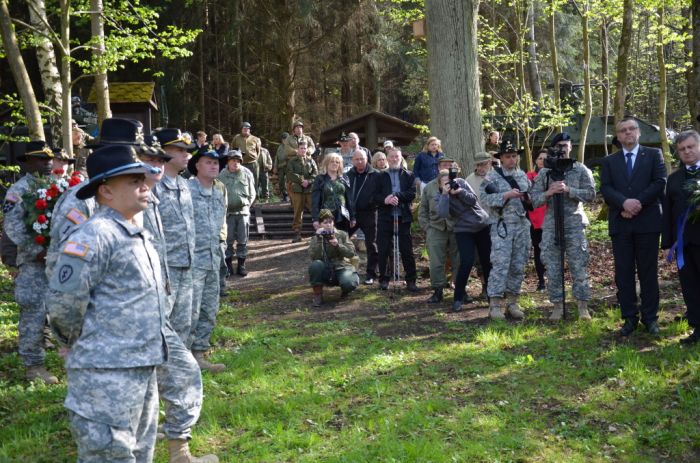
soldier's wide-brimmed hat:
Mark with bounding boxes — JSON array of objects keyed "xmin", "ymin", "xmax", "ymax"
[
  {"xmin": 18, "ymin": 140, "xmax": 54, "ymax": 162},
  {"xmin": 241, "ymin": 122, "xmax": 252, "ymax": 129},
  {"xmin": 154, "ymin": 128, "xmax": 195, "ymax": 150},
  {"xmin": 87, "ymin": 118, "xmax": 145, "ymax": 149},
  {"xmin": 319, "ymin": 209, "xmax": 334, "ymax": 222},
  {"xmin": 495, "ymin": 139, "xmax": 523, "ymax": 158},
  {"xmin": 551, "ymin": 132, "xmax": 572, "ymax": 147},
  {"xmin": 292, "ymin": 120, "xmax": 304, "ymax": 128},
  {"xmin": 140, "ymin": 135, "xmax": 173, "ymax": 161},
  {"xmin": 188, "ymin": 148, "xmax": 226, "ymax": 176},
  {"xmin": 474, "ymin": 151, "xmax": 491, "ymax": 163},
  {"xmin": 51, "ymin": 147, "xmax": 75, "ymax": 163},
  {"xmin": 77, "ymin": 145, "xmax": 160, "ymax": 200}
]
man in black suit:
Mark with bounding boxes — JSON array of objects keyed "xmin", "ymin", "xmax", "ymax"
[
  {"xmin": 376, "ymin": 149, "xmax": 418, "ymax": 292},
  {"xmin": 662, "ymin": 130, "xmax": 700, "ymax": 344},
  {"xmin": 600, "ymin": 116, "xmax": 667, "ymax": 336}
]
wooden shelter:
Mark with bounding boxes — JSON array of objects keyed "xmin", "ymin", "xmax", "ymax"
[
  {"xmin": 88, "ymin": 82, "xmax": 159, "ymax": 133},
  {"xmin": 319, "ymin": 111, "xmax": 421, "ymax": 150}
]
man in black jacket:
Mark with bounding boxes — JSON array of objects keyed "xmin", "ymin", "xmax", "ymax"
[
  {"xmin": 662, "ymin": 130, "xmax": 700, "ymax": 344},
  {"xmin": 600, "ymin": 116, "xmax": 667, "ymax": 336},
  {"xmin": 376, "ymin": 149, "xmax": 418, "ymax": 291},
  {"xmin": 348, "ymin": 149, "xmax": 381, "ymax": 284}
]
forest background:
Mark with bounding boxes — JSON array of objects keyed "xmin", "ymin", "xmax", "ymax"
[{"xmin": 1, "ymin": 0, "xmax": 699, "ymax": 171}]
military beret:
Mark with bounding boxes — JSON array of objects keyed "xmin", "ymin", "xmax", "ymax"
[
  {"xmin": 319, "ymin": 209, "xmax": 333, "ymax": 221},
  {"xmin": 551, "ymin": 132, "xmax": 572, "ymax": 147}
]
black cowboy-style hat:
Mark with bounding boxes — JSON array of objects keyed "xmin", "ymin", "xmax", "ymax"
[
  {"xmin": 76, "ymin": 145, "xmax": 160, "ymax": 199},
  {"xmin": 154, "ymin": 128, "xmax": 196, "ymax": 150},
  {"xmin": 187, "ymin": 148, "xmax": 227, "ymax": 176},
  {"xmin": 495, "ymin": 139, "xmax": 524, "ymax": 158},
  {"xmin": 18, "ymin": 140, "xmax": 54, "ymax": 162},
  {"xmin": 87, "ymin": 118, "xmax": 146, "ymax": 149},
  {"xmin": 141, "ymin": 135, "xmax": 173, "ymax": 161}
]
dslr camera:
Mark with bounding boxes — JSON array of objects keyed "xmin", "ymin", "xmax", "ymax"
[
  {"xmin": 318, "ymin": 228, "xmax": 335, "ymax": 239},
  {"xmin": 448, "ymin": 167, "xmax": 460, "ymax": 190}
]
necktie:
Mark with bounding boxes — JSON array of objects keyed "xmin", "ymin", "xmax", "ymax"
[
  {"xmin": 625, "ymin": 152, "xmax": 633, "ymax": 177},
  {"xmin": 688, "ymin": 165, "xmax": 699, "ymax": 174}
]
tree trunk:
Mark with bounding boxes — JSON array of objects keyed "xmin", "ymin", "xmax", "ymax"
[
  {"xmin": 90, "ymin": 0, "xmax": 111, "ymax": 124},
  {"xmin": 693, "ymin": 0, "xmax": 700, "ymax": 130},
  {"xmin": 425, "ymin": 0, "xmax": 482, "ymax": 174},
  {"xmin": 656, "ymin": 5, "xmax": 670, "ymax": 165},
  {"xmin": 549, "ymin": 0, "xmax": 561, "ymax": 131},
  {"xmin": 601, "ymin": 21, "xmax": 610, "ymax": 156},
  {"xmin": 27, "ymin": 0, "xmax": 63, "ymax": 147},
  {"xmin": 515, "ymin": 0, "xmax": 532, "ymax": 170},
  {"xmin": 0, "ymin": 0, "xmax": 44, "ymax": 140},
  {"xmin": 614, "ymin": 0, "xmax": 634, "ymax": 122},
  {"xmin": 525, "ymin": 0, "xmax": 542, "ymax": 101},
  {"xmin": 578, "ymin": 1, "xmax": 592, "ymax": 164},
  {"xmin": 59, "ymin": 0, "xmax": 72, "ymax": 156}
]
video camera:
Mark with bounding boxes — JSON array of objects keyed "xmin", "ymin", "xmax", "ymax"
[
  {"xmin": 448, "ymin": 167, "xmax": 460, "ymax": 190},
  {"xmin": 545, "ymin": 145, "xmax": 575, "ymax": 181}
]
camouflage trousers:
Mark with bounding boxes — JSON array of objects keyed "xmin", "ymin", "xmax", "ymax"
[
  {"xmin": 157, "ymin": 324, "xmax": 203, "ymax": 440},
  {"xmin": 190, "ymin": 267, "xmax": 221, "ymax": 352},
  {"xmin": 426, "ymin": 227, "xmax": 459, "ymax": 289},
  {"xmin": 16, "ymin": 262, "xmax": 47, "ymax": 366},
  {"xmin": 487, "ymin": 217, "xmax": 531, "ymax": 298},
  {"xmin": 225, "ymin": 214, "xmax": 250, "ymax": 259},
  {"xmin": 541, "ymin": 224, "xmax": 591, "ymax": 302},
  {"xmin": 167, "ymin": 266, "xmax": 194, "ymax": 344},
  {"xmin": 66, "ymin": 366, "xmax": 158, "ymax": 462}
]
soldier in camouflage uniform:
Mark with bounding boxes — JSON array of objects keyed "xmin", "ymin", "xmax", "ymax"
[
  {"xmin": 530, "ymin": 132, "xmax": 596, "ymax": 320},
  {"xmin": 479, "ymin": 140, "xmax": 531, "ymax": 320},
  {"xmin": 46, "ymin": 145, "xmax": 165, "ymax": 462},
  {"xmin": 138, "ymin": 141, "xmax": 219, "ymax": 463},
  {"xmin": 152, "ymin": 128, "xmax": 197, "ymax": 343},
  {"xmin": 188, "ymin": 149, "xmax": 228, "ymax": 374},
  {"xmin": 3, "ymin": 140, "xmax": 58, "ymax": 384}
]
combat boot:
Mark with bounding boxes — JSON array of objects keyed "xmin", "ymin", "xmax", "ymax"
[
  {"xmin": 312, "ymin": 286, "xmax": 323, "ymax": 307},
  {"xmin": 489, "ymin": 297, "xmax": 505, "ymax": 320},
  {"xmin": 26, "ymin": 365, "xmax": 58, "ymax": 384},
  {"xmin": 224, "ymin": 257, "xmax": 235, "ymax": 277},
  {"xmin": 167, "ymin": 439, "xmax": 219, "ymax": 463},
  {"xmin": 236, "ymin": 257, "xmax": 248, "ymax": 277},
  {"xmin": 292, "ymin": 233, "xmax": 302, "ymax": 243},
  {"xmin": 505, "ymin": 293, "xmax": 524, "ymax": 320},
  {"xmin": 426, "ymin": 288, "xmax": 443, "ymax": 303},
  {"xmin": 577, "ymin": 300, "xmax": 592, "ymax": 320},
  {"xmin": 192, "ymin": 351, "xmax": 226, "ymax": 374},
  {"xmin": 549, "ymin": 302, "xmax": 564, "ymax": 321}
]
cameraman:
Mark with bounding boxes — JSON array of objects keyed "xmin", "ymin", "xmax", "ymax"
[
  {"xmin": 308, "ymin": 209, "xmax": 359, "ymax": 307},
  {"xmin": 530, "ymin": 132, "xmax": 596, "ymax": 320}
]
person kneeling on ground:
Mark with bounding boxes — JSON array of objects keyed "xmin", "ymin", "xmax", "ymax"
[{"xmin": 308, "ymin": 209, "xmax": 360, "ymax": 307}]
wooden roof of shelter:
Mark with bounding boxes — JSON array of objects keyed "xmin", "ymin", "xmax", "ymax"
[
  {"xmin": 88, "ymin": 82, "xmax": 158, "ymax": 110},
  {"xmin": 319, "ymin": 111, "xmax": 421, "ymax": 149}
]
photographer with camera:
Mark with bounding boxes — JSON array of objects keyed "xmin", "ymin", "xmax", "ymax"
[
  {"xmin": 479, "ymin": 140, "xmax": 531, "ymax": 320},
  {"xmin": 437, "ymin": 166, "xmax": 491, "ymax": 312},
  {"xmin": 418, "ymin": 157, "xmax": 461, "ymax": 304},
  {"xmin": 308, "ymin": 209, "xmax": 359, "ymax": 307},
  {"xmin": 530, "ymin": 132, "xmax": 596, "ymax": 321}
]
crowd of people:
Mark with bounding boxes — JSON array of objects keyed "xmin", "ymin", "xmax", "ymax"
[{"xmin": 2, "ymin": 114, "xmax": 699, "ymax": 462}]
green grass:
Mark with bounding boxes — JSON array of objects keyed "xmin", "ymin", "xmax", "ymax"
[{"xmin": 1, "ymin": 267, "xmax": 700, "ymax": 462}]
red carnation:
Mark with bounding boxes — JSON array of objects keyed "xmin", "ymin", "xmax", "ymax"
[
  {"xmin": 34, "ymin": 235, "xmax": 46, "ymax": 245},
  {"xmin": 37, "ymin": 214, "xmax": 48, "ymax": 224},
  {"xmin": 52, "ymin": 168, "xmax": 65, "ymax": 176},
  {"xmin": 34, "ymin": 199, "xmax": 47, "ymax": 210},
  {"xmin": 48, "ymin": 184, "xmax": 60, "ymax": 194},
  {"xmin": 68, "ymin": 177, "xmax": 81, "ymax": 187}
]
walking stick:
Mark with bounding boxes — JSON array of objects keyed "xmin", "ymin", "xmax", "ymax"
[{"xmin": 393, "ymin": 205, "xmax": 401, "ymax": 291}]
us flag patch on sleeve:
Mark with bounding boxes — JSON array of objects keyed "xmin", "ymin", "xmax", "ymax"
[
  {"xmin": 66, "ymin": 208, "xmax": 87, "ymax": 225},
  {"xmin": 63, "ymin": 241, "xmax": 90, "ymax": 257}
]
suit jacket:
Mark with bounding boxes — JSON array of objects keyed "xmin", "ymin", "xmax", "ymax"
[
  {"xmin": 600, "ymin": 145, "xmax": 667, "ymax": 235},
  {"xmin": 377, "ymin": 168, "xmax": 416, "ymax": 224},
  {"xmin": 661, "ymin": 167, "xmax": 700, "ymax": 249}
]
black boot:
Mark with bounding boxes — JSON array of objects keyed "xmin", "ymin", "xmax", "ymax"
[
  {"xmin": 237, "ymin": 257, "xmax": 248, "ymax": 277},
  {"xmin": 225, "ymin": 257, "xmax": 235, "ymax": 277},
  {"xmin": 426, "ymin": 288, "xmax": 443, "ymax": 303}
]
